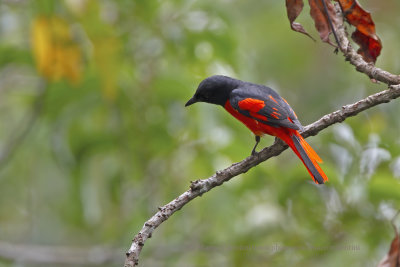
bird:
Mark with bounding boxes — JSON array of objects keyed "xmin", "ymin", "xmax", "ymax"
[{"xmin": 185, "ymin": 75, "xmax": 328, "ymax": 184}]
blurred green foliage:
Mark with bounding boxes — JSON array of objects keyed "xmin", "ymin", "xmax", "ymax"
[{"xmin": 0, "ymin": 0, "xmax": 400, "ymax": 266}]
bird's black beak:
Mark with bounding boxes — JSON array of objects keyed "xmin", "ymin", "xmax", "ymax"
[{"xmin": 185, "ymin": 97, "xmax": 197, "ymax": 107}]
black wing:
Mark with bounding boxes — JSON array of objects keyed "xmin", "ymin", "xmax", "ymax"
[{"xmin": 229, "ymin": 85, "xmax": 303, "ymax": 130}]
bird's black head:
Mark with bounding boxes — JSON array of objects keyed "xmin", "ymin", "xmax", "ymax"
[{"xmin": 185, "ymin": 75, "xmax": 242, "ymax": 107}]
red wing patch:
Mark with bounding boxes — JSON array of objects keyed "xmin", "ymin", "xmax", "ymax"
[
  {"xmin": 238, "ymin": 98, "xmax": 265, "ymax": 112},
  {"xmin": 270, "ymin": 111, "xmax": 282, "ymax": 120},
  {"xmin": 238, "ymin": 98, "xmax": 268, "ymax": 121},
  {"xmin": 270, "ymin": 113, "xmax": 279, "ymax": 119},
  {"xmin": 224, "ymin": 100, "xmax": 265, "ymax": 136},
  {"xmin": 269, "ymin": 95, "xmax": 278, "ymax": 104}
]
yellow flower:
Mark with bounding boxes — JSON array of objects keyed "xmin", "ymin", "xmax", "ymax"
[{"xmin": 31, "ymin": 16, "xmax": 82, "ymax": 84}]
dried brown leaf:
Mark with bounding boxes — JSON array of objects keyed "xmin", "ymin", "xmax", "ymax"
[
  {"xmin": 286, "ymin": 0, "xmax": 315, "ymax": 40},
  {"xmin": 308, "ymin": 0, "xmax": 339, "ymax": 46}
]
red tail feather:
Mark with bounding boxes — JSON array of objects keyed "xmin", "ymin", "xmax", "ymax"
[{"xmin": 278, "ymin": 130, "xmax": 328, "ymax": 184}]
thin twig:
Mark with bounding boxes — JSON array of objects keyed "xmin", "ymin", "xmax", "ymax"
[
  {"xmin": 322, "ymin": 0, "xmax": 341, "ymax": 49},
  {"xmin": 390, "ymin": 210, "xmax": 400, "ymax": 236}
]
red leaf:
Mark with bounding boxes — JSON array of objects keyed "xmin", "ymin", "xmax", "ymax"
[
  {"xmin": 286, "ymin": 0, "xmax": 315, "ymax": 40},
  {"xmin": 352, "ymin": 30, "xmax": 382, "ymax": 64},
  {"xmin": 336, "ymin": 0, "xmax": 382, "ymax": 63}
]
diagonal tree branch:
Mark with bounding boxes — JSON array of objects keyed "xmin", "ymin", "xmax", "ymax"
[
  {"xmin": 125, "ymin": 4, "xmax": 400, "ymax": 266},
  {"xmin": 125, "ymin": 84, "xmax": 400, "ymax": 267}
]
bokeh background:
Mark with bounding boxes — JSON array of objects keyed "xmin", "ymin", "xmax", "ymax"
[{"xmin": 0, "ymin": 0, "xmax": 400, "ymax": 266}]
